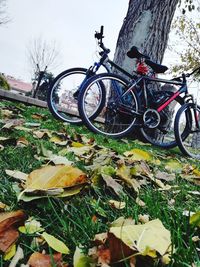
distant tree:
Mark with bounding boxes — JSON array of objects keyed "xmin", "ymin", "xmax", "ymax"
[
  {"xmin": 27, "ymin": 37, "xmax": 61, "ymax": 77},
  {"xmin": 0, "ymin": 74, "xmax": 10, "ymax": 90},
  {"xmin": 27, "ymin": 37, "xmax": 61, "ymax": 99},
  {"xmin": 0, "ymin": 0, "xmax": 9, "ymax": 25},
  {"xmin": 170, "ymin": 15, "xmax": 200, "ymax": 75}
]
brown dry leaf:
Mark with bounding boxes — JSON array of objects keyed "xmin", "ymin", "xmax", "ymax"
[
  {"xmin": 1, "ymin": 109, "xmax": 13, "ymax": 118},
  {"xmin": 25, "ymin": 165, "xmax": 87, "ymax": 190},
  {"xmin": 31, "ymin": 113, "xmax": 44, "ymax": 120},
  {"xmin": 16, "ymin": 137, "xmax": 29, "ymax": 147},
  {"xmin": 33, "ymin": 129, "xmax": 52, "ymax": 139},
  {"xmin": 154, "ymin": 170, "xmax": 175, "ymax": 182},
  {"xmin": 130, "ymin": 256, "xmax": 136, "ymax": 267},
  {"xmin": 97, "ymin": 246, "xmax": 111, "ymax": 266},
  {"xmin": 138, "ymin": 214, "xmax": 150, "ymax": 223},
  {"xmin": 0, "ymin": 210, "xmax": 26, "ymax": 233},
  {"xmin": 2, "ymin": 119, "xmax": 24, "ymax": 129},
  {"xmin": 0, "ymin": 202, "xmax": 7, "ymax": 211},
  {"xmin": 28, "ymin": 252, "xmax": 67, "ymax": 267},
  {"xmin": 0, "ymin": 227, "xmax": 19, "ymax": 252},
  {"xmin": 136, "ymin": 197, "xmax": 146, "ymax": 207},
  {"xmin": 108, "ymin": 200, "xmax": 126, "ymax": 210},
  {"xmin": 101, "ymin": 174, "xmax": 124, "ymax": 196}
]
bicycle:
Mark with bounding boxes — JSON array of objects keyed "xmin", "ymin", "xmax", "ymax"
[
  {"xmin": 47, "ymin": 26, "xmax": 136, "ymax": 125},
  {"xmin": 77, "ymin": 46, "xmax": 193, "ymax": 149},
  {"xmin": 174, "ymin": 67, "xmax": 200, "ymax": 159}
]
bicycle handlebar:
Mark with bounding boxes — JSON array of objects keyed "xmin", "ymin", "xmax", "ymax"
[{"xmin": 94, "ymin": 25, "xmax": 110, "ymax": 54}]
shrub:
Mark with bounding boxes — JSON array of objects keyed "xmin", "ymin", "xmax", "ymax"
[{"xmin": 0, "ymin": 74, "xmax": 10, "ymax": 90}]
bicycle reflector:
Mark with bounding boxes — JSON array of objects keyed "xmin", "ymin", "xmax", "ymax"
[{"xmin": 137, "ymin": 62, "xmax": 149, "ymax": 75}]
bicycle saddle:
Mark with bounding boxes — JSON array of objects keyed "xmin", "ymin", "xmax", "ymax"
[
  {"xmin": 145, "ymin": 59, "xmax": 168, "ymax": 73},
  {"xmin": 127, "ymin": 46, "xmax": 150, "ymax": 59},
  {"xmin": 127, "ymin": 46, "xmax": 168, "ymax": 73}
]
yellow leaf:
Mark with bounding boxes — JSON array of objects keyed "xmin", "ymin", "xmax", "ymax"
[
  {"xmin": 49, "ymin": 136, "xmax": 63, "ymax": 144},
  {"xmin": 73, "ymin": 246, "xmax": 93, "ymax": 267},
  {"xmin": 4, "ymin": 244, "xmax": 16, "ymax": 261},
  {"xmin": 165, "ymin": 160, "xmax": 182, "ymax": 173},
  {"xmin": 124, "ymin": 148, "xmax": 151, "ymax": 161},
  {"xmin": 109, "ymin": 219, "xmax": 171, "ymax": 257},
  {"xmin": 19, "ymin": 218, "xmax": 44, "ymax": 234},
  {"xmin": 116, "ymin": 164, "xmax": 140, "ymax": 193},
  {"xmin": 190, "ymin": 211, "xmax": 200, "ymax": 227},
  {"xmin": 41, "ymin": 232, "xmax": 69, "ymax": 254},
  {"xmin": 25, "ymin": 165, "xmax": 87, "ymax": 190},
  {"xmin": 71, "ymin": 141, "xmax": 85, "ymax": 147}
]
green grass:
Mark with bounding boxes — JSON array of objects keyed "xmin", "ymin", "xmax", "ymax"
[{"xmin": 0, "ymin": 100, "xmax": 199, "ymax": 267}]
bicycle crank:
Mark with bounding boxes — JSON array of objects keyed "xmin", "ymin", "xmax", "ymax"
[{"xmin": 143, "ymin": 109, "xmax": 161, "ymax": 128}]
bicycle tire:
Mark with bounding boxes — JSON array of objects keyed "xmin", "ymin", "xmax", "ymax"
[
  {"xmin": 140, "ymin": 92, "xmax": 185, "ymax": 148},
  {"xmin": 175, "ymin": 103, "xmax": 200, "ymax": 159},
  {"xmin": 78, "ymin": 73, "xmax": 139, "ymax": 138}
]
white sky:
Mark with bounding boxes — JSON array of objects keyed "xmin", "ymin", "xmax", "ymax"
[{"xmin": 0, "ymin": 0, "xmax": 129, "ymax": 82}]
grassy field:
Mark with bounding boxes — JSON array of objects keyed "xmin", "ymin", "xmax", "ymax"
[{"xmin": 0, "ymin": 100, "xmax": 199, "ymax": 267}]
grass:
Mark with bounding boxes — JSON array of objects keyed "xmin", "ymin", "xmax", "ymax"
[{"xmin": 0, "ymin": 100, "xmax": 199, "ymax": 267}]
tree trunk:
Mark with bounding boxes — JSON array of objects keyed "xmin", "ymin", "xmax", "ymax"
[{"xmin": 114, "ymin": 0, "xmax": 179, "ymax": 72}]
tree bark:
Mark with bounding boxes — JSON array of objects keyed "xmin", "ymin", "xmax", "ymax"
[{"xmin": 114, "ymin": 0, "xmax": 179, "ymax": 72}]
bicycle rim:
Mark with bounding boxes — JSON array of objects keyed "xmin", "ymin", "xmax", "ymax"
[
  {"xmin": 141, "ymin": 93, "xmax": 184, "ymax": 148},
  {"xmin": 47, "ymin": 68, "xmax": 87, "ymax": 124},
  {"xmin": 79, "ymin": 73, "xmax": 139, "ymax": 138},
  {"xmin": 175, "ymin": 103, "xmax": 200, "ymax": 159}
]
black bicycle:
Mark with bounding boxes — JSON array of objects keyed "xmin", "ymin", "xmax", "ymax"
[
  {"xmin": 174, "ymin": 67, "xmax": 200, "ymax": 159},
  {"xmin": 78, "ymin": 47, "xmax": 199, "ymax": 149},
  {"xmin": 47, "ymin": 26, "xmax": 135, "ymax": 125}
]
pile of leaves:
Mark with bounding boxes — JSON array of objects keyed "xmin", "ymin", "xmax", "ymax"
[{"xmin": 0, "ymin": 100, "xmax": 199, "ymax": 266}]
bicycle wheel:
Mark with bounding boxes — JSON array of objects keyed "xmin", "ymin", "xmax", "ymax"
[
  {"xmin": 78, "ymin": 73, "xmax": 139, "ymax": 138},
  {"xmin": 175, "ymin": 103, "xmax": 200, "ymax": 159},
  {"xmin": 140, "ymin": 91, "xmax": 184, "ymax": 148},
  {"xmin": 47, "ymin": 67, "xmax": 88, "ymax": 124}
]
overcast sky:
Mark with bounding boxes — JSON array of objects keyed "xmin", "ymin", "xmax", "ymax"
[{"xmin": 0, "ymin": 0, "xmax": 129, "ymax": 82}]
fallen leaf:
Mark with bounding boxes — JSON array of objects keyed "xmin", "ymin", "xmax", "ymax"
[
  {"xmin": 190, "ymin": 211, "xmax": 200, "ymax": 227},
  {"xmin": 165, "ymin": 160, "xmax": 182, "ymax": 173},
  {"xmin": 8, "ymin": 245, "xmax": 24, "ymax": 267},
  {"xmin": 0, "ymin": 228, "xmax": 19, "ymax": 252},
  {"xmin": 19, "ymin": 218, "xmax": 44, "ymax": 234},
  {"xmin": 109, "ymin": 219, "xmax": 171, "ymax": 260},
  {"xmin": 101, "ymin": 173, "xmax": 124, "ymax": 196},
  {"xmin": 2, "ymin": 119, "xmax": 24, "ymax": 129},
  {"xmin": 97, "ymin": 246, "xmax": 111, "ymax": 266},
  {"xmin": 136, "ymin": 197, "xmax": 146, "ymax": 207},
  {"xmin": 116, "ymin": 164, "xmax": 140, "ymax": 193},
  {"xmin": 5, "ymin": 169, "xmax": 28, "ymax": 181},
  {"xmin": 108, "ymin": 200, "xmax": 126, "ymax": 209},
  {"xmin": 41, "ymin": 232, "xmax": 69, "ymax": 254},
  {"xmin": 0, "ymin": 210, "xmax": 26, "ymax": 233},
  {"xmin": 154, "ymin": 170, "xmax": 175, "ymax": 182},
  {"xmin": 16, "ymin": 137, "xmax": 29, "ymax": 147},
  {"xmin": 73, "ymin": 246, "xmax": 94, "ymax": 267},
  {"xmin": 124, "ymin": 148, "xmax": 151, "ymax": 161},
  {"xmin": 138, "ymin": 214, "xmax": 149, "ymax": 223},
  {"xmin": 28, "ymin": 252, "xmax": 65, "ymax": 267},
  {"xmin": 3, "ymin": 244, "xmax": 16, "ymax": 260},
  {"xmin": 25, "ymin": 165, "xmax": 87, "ymax": 190}
]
